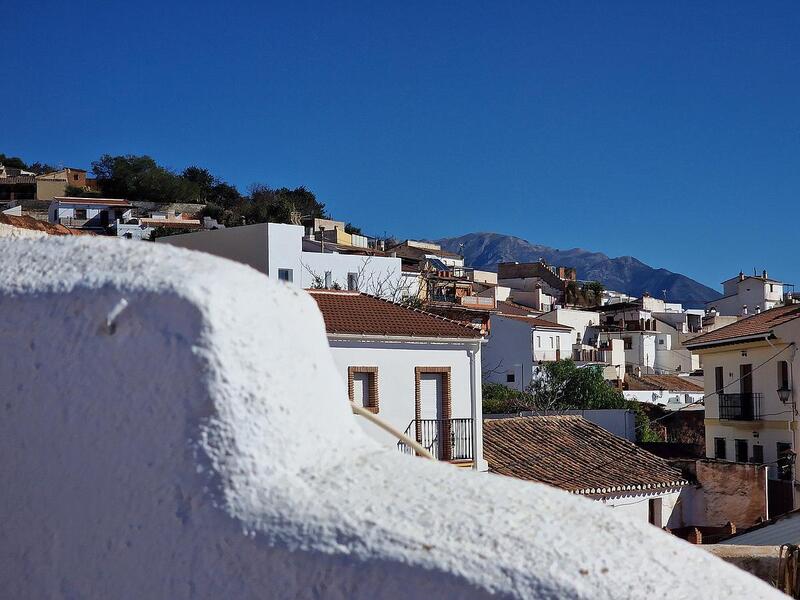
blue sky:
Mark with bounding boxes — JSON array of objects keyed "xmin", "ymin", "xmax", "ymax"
[{"xmin": 4, "ymin": 1, "xmax": 799, "ymax": 290}]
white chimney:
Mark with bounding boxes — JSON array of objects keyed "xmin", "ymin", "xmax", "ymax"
[{"xmin": 742, "ymin": 304, "xmax": 748, "ymax": 316}]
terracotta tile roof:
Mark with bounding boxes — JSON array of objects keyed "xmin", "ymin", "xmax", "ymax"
[
  {"xmin": 626, "ymin": 374, "xmax": 704, "ymax": 392},
  {"xmin": 686, "ymin": 303, "xmax": 800, "ymax": 349},
  {"xmin": 483, "ymin": 416, "xmax": 688, "ymax": 495},
  {"xmin": 496, "ymin": 313, "xmax": 572, "ymax": 331},
  {"xmin": 308, "ymin": 290, "xmax": 483, "ymax": 339}
]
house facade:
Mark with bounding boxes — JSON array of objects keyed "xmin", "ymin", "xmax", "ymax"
[
  {"xmin": 686, "ymin": 304, "xmax": 800, "ymax": 511},
  {"xmin": 48, "ymin": 197, "xmax": 133, "ymax": 230},
  {"xmin": 483, "ymin": 314, "xmax": 573, "ymax": 391},
  {"xmin": 706, "ymin": 271, "xmax": 786, "ymax": 317},
  {"xmin": 308, "ymin": 290, "xmax": 486, "ymax": 470}
]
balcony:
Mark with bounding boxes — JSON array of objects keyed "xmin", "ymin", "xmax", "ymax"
[
  {"xmin": 397, "ymin": 418, "xmax": 474, "ymax": 462},
  {"xmin": 719, "ymin": 393, "xmax": 763, "ymax": 421},
  {"xmin": 459, "ymin": 295, "xmax": 495, "ymax": 309}
]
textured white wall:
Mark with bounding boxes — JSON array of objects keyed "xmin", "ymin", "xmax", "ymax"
[{"xmin": 0, "ymin": 238, "xmax": 782, "ymax": 599}]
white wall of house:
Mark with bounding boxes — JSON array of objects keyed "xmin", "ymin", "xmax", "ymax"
[
  {"xmin": 540, "ymin": 308, "xmax": 601, "ymax": 346},
  {"xmin": 49, "ymin": 202, "xmax": 132, "ymax": 226},
  {"xmin": 159, "ymin": 222, "xmax": 402, "ymax": 297},
  {"xmin": 623, "ymin": 390, "xmax": 704, "ymax": 407},
  {"xmin": 301, "ymin": 251, "xmax": 402, "ymax": 295},
  {"xmin": 710, "ymin": 276, "xmax": 785, "ymax": 316},
  {"xmin": 326, "ymin": 338, "xmax": 483, "ymax": 468},
  {"xmin": 483, "ymin": 317, "xmax": 533, "ymax": 391},
  {"xmin": 600, "ymin": 489, "xmax": 685, "ymax": 528},
  {"xmin": 600, "ymin": 331, "xmax": 658, "ymax": 373},
  {"xmin": 532, "ymin": 328, "xmax": 573, "ymax": 363}
]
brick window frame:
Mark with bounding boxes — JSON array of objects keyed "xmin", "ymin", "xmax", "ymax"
[
  {"xmin": 414, "ymin": 367, "xmax": 453, "ymax": 460},
  {"xmin": 348, "ymin": 366, "xmax": 379, "ymax": 413}
]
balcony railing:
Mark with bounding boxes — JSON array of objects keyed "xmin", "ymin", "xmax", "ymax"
[
  {"xmin": 719, "ymin": 393, "xmax": 763, "ymax": 421},
  {"xmin": 397, "ymin": 418, "xmax": 474, "ymax": 461}
]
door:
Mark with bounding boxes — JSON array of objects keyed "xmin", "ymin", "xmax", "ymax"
[
  {"xmin": 418, "ymin": 374, "xmax": 444, "ymax": 457},
  {"xmin": 352, "ymin": 372, "xmax": 369, "ymax": 408},
  {"xmin": 740, "ymin": 364, "xmax": 753, "ymax": 419}
]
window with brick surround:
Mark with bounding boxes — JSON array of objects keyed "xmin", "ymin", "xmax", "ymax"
[{"xmin": 347, "ymin": 367, "xmax": 378, "ymax": 413}]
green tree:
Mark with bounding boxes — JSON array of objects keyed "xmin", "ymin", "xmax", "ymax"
[
  {"xmin": 484, "ymin": 359, "xmax": 661, "ymax": 442},
  {"xmin": 0, "ymin": 153, "xmax": 28, "ymax": 169},
  {"xmin": 345, "ymin": 222, "xmax": 362, "ymax": 235},
  {"xmin": 92, "ymin": 154, "xmax": 201, "ymax": 202}
]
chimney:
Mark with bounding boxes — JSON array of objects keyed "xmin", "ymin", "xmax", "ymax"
[
  {"xmin": 763, "ymin": 269, "xmax": 768, "ymax": 280},
  {"xmin": 739, "ymin": 271, "xmax": 745, "ymax": 281},
  {"xmin": 755, "ymin": 305, "xmax": 761, "ymax": 314},
  {"xmin": 742, "ymin": 304, "xmax": 748, "ymax": 316}
]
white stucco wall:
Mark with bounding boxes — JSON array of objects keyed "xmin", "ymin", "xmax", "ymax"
[
  {"xmin": 327, "ymin": 339, "xmax": 479, "ymax": 447},
  {"xmin": 600, "ymin": 489, "xmax": 685, "ymax": 528},
  {"xmin": 711, "ymin": 278, "xmax": 785, "ymax": 316},
  {"xmin": 540, "ymin": 308, "xmax": 600, "ymax": 346},
  {"xmin": 483, "ymin": 316, "xmax": 534, "ymax": 391},
  {"xmin": 0, "ymin": 237, "xmax": 782, "ymax": 599},
  {"xmin": 532, "ymin": 328, "xmax": 572, "ymax": 362},
  {"xmin": 301, "ymin": 251, "xmax": 402, "ymax": 296}
]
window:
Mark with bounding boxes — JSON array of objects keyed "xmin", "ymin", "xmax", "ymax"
[
  {"xmin": 734, "ymin": 439, "xmax": 748, "ymax": 463},
  {"xmin": 74, "ymin": 208, "xmax": 87, "ymax": 220},
  {"xmin": 715, "ymin": 366, "xmax": 724, "ymax": 394},
  {"xmin": 324, "ymin": 271, "xmax": 332, "ymax": 289},
  {"xmin": 348, "ymin": 367, "xmax": 378, "ymax": 413},
  {"xmin": 623, "ymin": 337, "xmax": 633, "ymax": 350},
  {"xmin": 73, "ymin": 173, "xmax": 79, "ymax": 181},
  {"xmin": 778, "ymin": 361, "xmax": 790, "ymax": 391},
  {"xmin": 549, "ymin": 337, "xmax": 554, "ymax": 349},
  {"xmin": 506, "ymin": 372, "xmax": 515, "ymax": 383},
  {"xmin": 714, "ymin": 437, "xmax": 726, "ymax": 460},
  {"xmin": 277, "ymin": 268, "xmax": 293, "ymax": 282},
  {"xmin": 751, "ymin": 445, "xmax": 764, "ymax": 464},
  {"xmin": 658, "ymin": 338, "xmax": 665, "ymax": 345},
  {"xmin": 777, "ymin": 442, "xmax": 793, "ymax": 481},
  {"xmin": 648, "ymin": 498, "xmax": 663, "ymax": 528},
  {"xmin": 347, "ymin": 272, "xmax": 359, "ymax": 291},
  {"xmin": 537, "ymin": 336, "xmax": 541, "ymax": 348}
]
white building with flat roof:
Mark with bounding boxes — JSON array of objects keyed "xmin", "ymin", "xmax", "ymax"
[
  {"xmin": 706, "ymin": 271, "xmax": 785, "ymax": 316},
  {"xmin": 159, "ymin": 222, "xmax": 404, "ymax": 298}
]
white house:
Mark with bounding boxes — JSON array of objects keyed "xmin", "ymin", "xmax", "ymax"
[
  {"xmin": 308, "ymin": 289, "xmax": 487, "ymax": 470},
  {"xmin": 706, "ymin": 271, "xmax": 786, "ymax": 316},
  {"xmin": 686, "ymin": 303, "xmax": 800, "ymax": 510},
  {"xmin": 48, "ymin": 197, "xmax": 133, "ymax": 229},
  {"xmin": 159, "ymin": 222, "xmax": 404, "ymax": 298},
  {"xmin": 483, "ymin": 314, "xmax": 573, "ymax": 391},
  {"xmin": 623, "ymin": 374, "xmax": 705, "ymax": 409}
]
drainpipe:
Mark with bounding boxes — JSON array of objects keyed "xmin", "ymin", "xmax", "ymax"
[{"xmin": 469, "ymin": 343, "xmax": 488, "ymax": 472}]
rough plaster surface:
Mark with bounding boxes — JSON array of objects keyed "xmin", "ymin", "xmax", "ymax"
[{"xmin": 0, "ymin": 238, "xmax": 784, "ymax": 599}]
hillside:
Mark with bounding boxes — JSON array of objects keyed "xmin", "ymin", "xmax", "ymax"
[{"xmin": 437, "ymin": 232, "xmax": 720, "ymax": 308}]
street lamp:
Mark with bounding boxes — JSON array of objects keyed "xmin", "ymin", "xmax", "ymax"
[{"xmin": 777, "ymin": 386, "xmax": 792, "ymax": 403}]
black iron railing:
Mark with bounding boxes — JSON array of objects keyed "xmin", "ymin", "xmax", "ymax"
[
  {"xmin": 397, "ymin": 418, "xmax": 474, "ymax": 461},
  {"xmin": 719, "ymin": 393, "xmax": 763, "ymax": 421}
]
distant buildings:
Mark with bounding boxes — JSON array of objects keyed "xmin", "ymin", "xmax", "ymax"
[{"xmin": 706, "ymin": 270, "xmax": 789, "ymax": 316}]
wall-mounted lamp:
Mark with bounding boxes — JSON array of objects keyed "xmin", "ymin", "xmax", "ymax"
[{"xmin": 778, "ymin": 387, "xmax": 792, "ymax": 404}]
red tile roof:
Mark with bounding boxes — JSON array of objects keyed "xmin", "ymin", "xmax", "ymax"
[
  {"xmin": 626, "ymin": 374, "xmax": 703, "ymax": 392},
  {"xmin": 483, "ymin": 416, "xmax": 688, "ymax": 495},
  {"xmin": 308, "ymin": 290, "xmax": 483, "ymax": 339},
  {"xmin": 686, "ymin": 303, "xmax": 800, "ymax": 349},
  {"xmin": 496, "ymin": 313, "xmax": 572, "ymax": 331}
]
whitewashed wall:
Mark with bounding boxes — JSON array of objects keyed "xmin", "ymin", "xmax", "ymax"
[
  {"xmin": 483, "ymin": 316, "xmax": 533, "ymax": 390},
  {"xmin": 300, "ymin": 252, "xmax": 402, "ymax": 296}
]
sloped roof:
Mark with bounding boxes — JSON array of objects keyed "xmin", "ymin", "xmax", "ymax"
[
  {"xmin": 496, "ymin": 313, "xmax": 572, "ymax": 331},
  {"xmin": 626, "ymin": 374, "xmax": 703, "ymax": 392},
  {"xmin": 483, "ymin": 416, "xmax": 688, "ymax": 495},
  {"xmin": 496, "ymin": 300, "xmax": 541, "ymax": 317},
  {"xmin": 308, "ymin": 290, "xmax": 482, "ymax": 339},
  {"xmin": 53, "ymin": 197, "xmax": 131, "ymax": 207},
  {"xmin": 686, "ymin": 303, "xmax": 800, "ymax": 349}
]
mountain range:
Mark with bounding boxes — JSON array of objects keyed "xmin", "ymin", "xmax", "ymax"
[{"xmin": 436, "ymin": 232, "xmax": 721, "ymax": 308}]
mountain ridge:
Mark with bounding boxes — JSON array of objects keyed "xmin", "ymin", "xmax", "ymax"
[{"xmin": 436, "ymin": 232, "xmax": 721, "ymax": 308}]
